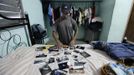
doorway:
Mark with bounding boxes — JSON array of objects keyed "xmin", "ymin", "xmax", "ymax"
[{"xmin": 124, "ymin": 3, "xmax": 134, "ymax": 42}]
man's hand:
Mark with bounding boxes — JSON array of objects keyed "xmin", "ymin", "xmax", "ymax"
[
  {"xmin": 70, "ymin": 39, "xmax": 76, "ymax": 46},
  {"xmin": 57, "ymin": 41, "xmax": 63, "ymax": 49},
  {"xmin": 57, "ymin": 41, "xmax": 69, "ymax": 48},
  {"xmin": 63, "ymin": 45, "xmax": 68, "ymax": 48}
]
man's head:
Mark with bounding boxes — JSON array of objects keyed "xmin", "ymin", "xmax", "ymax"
[{"xmin": 61, "ymin": 4, "xmax": 70, "ymax": 15}]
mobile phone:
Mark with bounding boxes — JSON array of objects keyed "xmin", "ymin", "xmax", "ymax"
[{"xmin": 80, "ymin": 51, "xmax": 91, "ymax": 58}]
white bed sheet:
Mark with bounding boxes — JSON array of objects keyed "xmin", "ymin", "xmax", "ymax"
[
  {"xmin": 0, "ymin": 44, "xmax": 114, "ymax": 75},
  {"xmin": 34, "ymin": 44, "xmax": 114, "ymax": 75},
  {"xmin": 0, "ymin": 47, "xmax": 41, "ymax": 75}
]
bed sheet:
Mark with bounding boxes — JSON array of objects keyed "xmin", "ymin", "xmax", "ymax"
[{"xmin": 34, "ymin": 44, "xmax": 114, "ymax": 75}]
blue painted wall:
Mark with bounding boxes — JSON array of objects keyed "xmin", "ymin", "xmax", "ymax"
[{"xmin": 99, "ymin": 0, "xmax": 115, "ymax": 41}]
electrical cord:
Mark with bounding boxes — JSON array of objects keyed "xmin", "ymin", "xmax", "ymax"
[{"xmin": 0, "ymin": 29, "xmax": 27, "ymax": 56}]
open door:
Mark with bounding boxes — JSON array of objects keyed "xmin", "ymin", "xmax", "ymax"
[{"xmin": 124, "ymin": 3, "xmax": 134, "ymax": 42}]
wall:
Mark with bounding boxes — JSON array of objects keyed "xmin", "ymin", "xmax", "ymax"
[
  {"xmin": 99, "ymin": 0, "xmax": 115, "ymax": 41},
  {"xmin": 22, "ymin": 0, "xmax": 47, "ymax": 43},
  {"xmin": 21, "ymin": 0, "xmax": 45, "ymax": 28},
  {"xmin": 44, "ymin": 1, "xmax": 101, "ymax": 40},
  {"xmin": 107, "ymin": 0, "xmax": 133, "ymax": 42}
]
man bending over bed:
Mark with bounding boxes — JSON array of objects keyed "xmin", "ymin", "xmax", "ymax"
[{"xmin": 52, "ymin": 4, "xmax": 78, "ymax": 48}]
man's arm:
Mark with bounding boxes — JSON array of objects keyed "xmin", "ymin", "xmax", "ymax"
[
  {"xmin": 72, "ymin": 26, "xmax": 78, "ymax": 41},
  {"xmin": 52, "ymin": 21, "xmax": 63, "ymax": 48},
  {"xmin": 52, "ymin": 31, "xmax": 60, "ymax": 44},
  {"xmin": 70, "ymin": 18, "xmax": 78, "ymax": 45},
  {"xmin": 52, "ymin": 23, "xmax": 64, "ymax": 48}
]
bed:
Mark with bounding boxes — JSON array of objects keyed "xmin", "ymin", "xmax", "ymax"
[
  {"xmin": 0, "ymin": 44, "xmax": 114, "ymax": 75},
  {"xmin": 0, "ymin": 47, "xmax": 41, "ymax": 75}
]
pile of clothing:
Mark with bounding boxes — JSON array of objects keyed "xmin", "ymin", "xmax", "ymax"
[
  {"xmin": 92, "ymin": 41, "xmax": 134, "ymax": 65},
  {"xmin": 45, "ymin": 3, "xmax": 103, "ymax": 26}
]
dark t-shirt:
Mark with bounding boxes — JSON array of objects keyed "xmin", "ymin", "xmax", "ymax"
[{"xmin": 52, "ymin": 15, "xmax": 77, "ymax": 45}]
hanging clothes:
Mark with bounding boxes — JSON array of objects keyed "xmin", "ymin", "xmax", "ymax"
[
  {"xmin": 84, "ymin": 5, "xmax": 103, "ymax": 43},
  {"xmin": 91, "ymin": 5, "xmax": 96, "ymax": 19},
  {"xmin": 79, "ymin": 10, "xmax": 82, "ymax": 25},
  {"xmin": 40, "ymin": 0, "xmax": 50, "ymax": 15},
  {"xmin": 70, "ymin": 6, "xmax": 74, "ymax": 17},
  {"xmin": 78, "ymin": 8, "xmax": 85, "ymax": 26},
  {"xmin": 53, "ymin": 7, "xmax": 61, "ymax": 21},
  {"xmin": 92, "ymin": 17, "xmax": 103, "ymax": 23},
  {"xmin": 84, "ymin": 29, "xmax": 100, "ymax": 43},
  {"xmin": 60, "ymin": 7, "xmax": 63, "ymax": 17},
  {"xmin": 88, "ymin": 21, "xmax": 103, "ymax": 32},
  {"xmin": 48, "ymin": 4, "xmax": 53, "ymax": 17},
  {"xmin": 84, "ymin": 8, "xmax": 92, "ymax": 19},
  {"xmin": 86, "ymin": 17, "xmax": 103, "ymax": 32},
  {"xmin": 90, "ymin": 2, "xmax": 96, "ymax": 19},
  {"xmin": 48, "ymin": 4, "xmax": 54, "ymax": 26},
  {"xmin": 73, "ymin": 10, "xmax": 79, "ymax": 24},
  {"xmin": 84, "ymin": 7, "xmax": 92, "ymax": 25}
]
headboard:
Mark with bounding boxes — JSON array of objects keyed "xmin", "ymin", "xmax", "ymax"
[
  {"xmin": 0, "ymin": 0, "xmax": 34, "ymax": 56},
  {"xmin": 0, "ymin": 0, "xmax": 34, "ymax": 45}
]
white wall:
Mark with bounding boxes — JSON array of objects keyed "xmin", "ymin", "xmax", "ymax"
[
  {"xmin": 107, "ymin": 0, "xmax": 133, "ymax": 42},
  {"xmin": 21, "ymin": 0, "xmax": 45, "ymax": 28},
  {"xmin": 22, "ymin": 0, "xmax": 49, "ymax": 43}
]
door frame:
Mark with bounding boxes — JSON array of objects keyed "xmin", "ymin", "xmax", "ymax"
[{"xmin": 122, "ymin": 1, "xmax": 134, "ymax": 42}]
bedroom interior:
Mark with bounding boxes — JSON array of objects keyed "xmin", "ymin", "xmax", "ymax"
[{"xmin": 0, "ymin": 0, "xmax": 134, "ymax": 75}]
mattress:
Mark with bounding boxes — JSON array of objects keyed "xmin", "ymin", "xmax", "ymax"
[
  {"xmin": 34, "ymin": 44, "xmax": 114, "ymax": 75},
  {"xmin": 75, "ymin": 44, "xmax": 114, "ymax": 75},
  {"xmin": 0, "ymin": 47, "xmax": 41, "ymax": 75},
  {"xmin": 0, "ymin": 44, "xmax": 113, "ymax": 75}
]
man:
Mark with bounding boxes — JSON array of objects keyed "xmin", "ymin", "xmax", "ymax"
[{"xmin": 52, "ymin": 4, "xmax": 78, "ymax": 48}]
